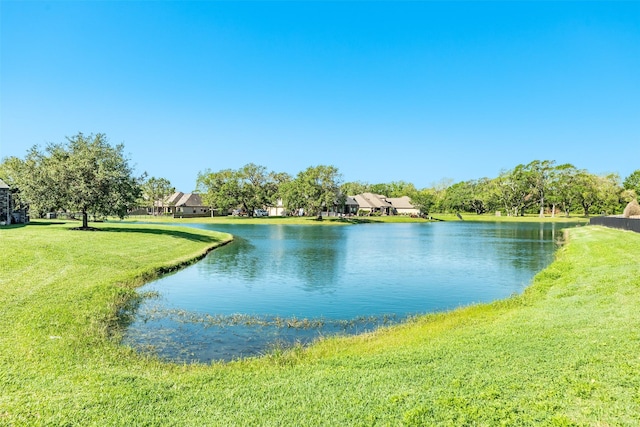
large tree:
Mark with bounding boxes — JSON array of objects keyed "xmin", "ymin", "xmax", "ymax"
[
  {"xmin": 407, "ymin": 188, "xmax": 436, "ymax": 216},
  {"xmin": 573, "ymin": 170, "xmax": 600, "ymax": 217},
  {"xmin": 279, "ymin": 165, "xmax": 342, "ymax": 216},
  {"xmin": 340, "ymin": 181, "xmax": 370, "ymax": 197},
  {"xmin": 141, "ymin": 176, "xmax": 174, "ymax": 216},
  {"xmin": 524, "ymin": 160, "xmax": 556, "ymax": 217},
  {"xmin": 548, "ymin": 163, "xmax": 579, "ymax": 217},
  {"xmin": 196, "ymin": 164, "xmax": 284, "ymax": 217},
  {"xmin": 493, "ymin": 165, "xmax": 533, "ymax": 216},
  {"xmin": 15, "ymin": 133, "xmax": 141, "ymax": 229}
]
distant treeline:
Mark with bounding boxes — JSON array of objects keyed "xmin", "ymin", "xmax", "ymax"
[
  {"xmin": 194, "ymin": 160, "xmax": 639, "ymax": 218},
  {"xmin": 2, "ymin": 133, "xmax": 638, "ymax": 220}
]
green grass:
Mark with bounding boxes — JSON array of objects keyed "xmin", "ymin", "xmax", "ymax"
[
  {"xmin": 432, "ymin": 213, "xmax": 590, "ymax": 223},
  {"xmin": 1, "ymin": 221, "xmax": 638, "ymax": 425}
]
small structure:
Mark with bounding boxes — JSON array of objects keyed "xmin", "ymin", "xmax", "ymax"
[
  {"xmin": 267, "ymin": 198, "xmax": 286, "ymax": 217},
  {"xmin": 0, "ymin": 178, "xmax": 29, "ymax": 225},
  {"xmin": 623, "ymin": 199, "xmax": 640, "ymax": 218}
]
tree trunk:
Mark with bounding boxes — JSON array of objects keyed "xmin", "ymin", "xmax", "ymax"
[
  {"xmin": 539, "ymin": 196, "xmax": 545, "ymax": 217},
  {"xmin": 82, "ymin": 209, "xmax": 88, "ymax": 229}
]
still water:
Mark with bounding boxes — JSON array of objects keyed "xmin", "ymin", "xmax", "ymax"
[{"xmin": 123, "ymin": 222, "xmax": 576, "ymax": 362}]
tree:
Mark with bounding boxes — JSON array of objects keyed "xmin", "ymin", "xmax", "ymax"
[
  {"xmin": 14, "ymin": 133, "xmax": 141, "ymax": 228},
  {"xmin": 141, "ymin": 177, "xmax": 174, "ymax": 216},
  {"xmin": 408, "ymin": 188, "xmax": 436, "ymax": 216},
  {"xmin": 549, "ymin": 164, "xmax": 579, "ymax": 217},
  {"xmin": 524, "ymin": 160, "xmax": 555, "ymax": 217},
  {"xmin": 279, "ymin": 165, "xmax": 342, "ymax": 216},
  {"xmin": 237, "ymin": 163, "xmax": 280, "ymax": 216},
  {"xmin": 439, "ymin": 181, "xmax": 472, "ymax": 213},
  {"xmin": 196, "ymin": 164, "xmax": 283, "ymax": 217},
  {"xmin": 623, "ymin": 170, "xmax": 640, "ymax": 198},
  {"xmin": 493, "ymin": 165, "xmax": 532, "ymax": 216},
  {"xmin": 573, "ymin": 170, "xmax": 599, "ymax": 217},
  {"xmin": 368, "ymin": 181, "xmax": 416, "ymax": 198},
  {"xmin": 595, "ymin": 173, "xmax": 623, "ymax": 215},
  {"xmin": 196, "ymin": 168, "xmax": 240, "ymax": 215},
  {"xmin": 340, "ymin": 181, "xmax": 370, "ymax": 196}
]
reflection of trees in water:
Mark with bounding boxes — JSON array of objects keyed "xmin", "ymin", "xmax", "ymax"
[
  {"xmin": 194, "ymin": 226, "xmax": 344, "ymax": 292},
  {"xmin": 197, "ymin": 237, "xmax": 261, "ymax": 281},
  {"xmin": 479, "ymin": 222, "xmax": 571, "ymax": 271},
  {"xmin": 295, "ymin": 245, "xmax": 340, "ymax": 292},
  {"xmin": 289, "ymin": 226, "xmax": 344, "ymax": 292}
]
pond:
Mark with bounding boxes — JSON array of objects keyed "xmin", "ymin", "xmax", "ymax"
[{"xmin": 122, "ymin": 221, "xmax": 577, "ymax": 362}]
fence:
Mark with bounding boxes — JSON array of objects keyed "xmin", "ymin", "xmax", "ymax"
[{"xmin": 589, "ymin": 216, "xmax": 640, "ymax": 233}]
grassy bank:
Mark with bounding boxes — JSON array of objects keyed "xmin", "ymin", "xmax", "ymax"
[
  {"xmin": 1, "ymin": 222, "xmax": 638, "ymax": 425},
  {"xmin": 122, "ymin": 213, "xmax": 587, "ymax": 226},
  {"xmin": 431, "ymin": 213, "xmax": 590, "ymax": 223},
  {"xmin": 123, "ymin": 214, "xmax": 432, "ymax": 225}
]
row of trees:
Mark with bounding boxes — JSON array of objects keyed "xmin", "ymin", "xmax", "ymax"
[
  {"xmin": 195, "ymin": 160, "xmax": 639, "ymax": 218},
  {"xmin": 196, "ymin": 165, "xmax": 436, "ymax": 217},
  {"xmin": 195, "ymin": 164, "xmax": 342, "ymax": 217},
  {"xmin": 2, "ymin": 133, "xmax": 638, "ymax": 226},
  {"xmin": 436, "ymin": 161, "xmax": 639, "ymax": 217}
]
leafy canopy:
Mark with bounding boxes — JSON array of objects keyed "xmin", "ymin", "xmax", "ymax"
[{"xmin": 10, "ymin": 133, "xmax": 141, "ymax": 228}]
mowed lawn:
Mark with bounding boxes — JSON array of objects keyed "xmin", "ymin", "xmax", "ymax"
[{"xmin": 1, "ymin": 221, "xmax": 639, "ymax": 426}]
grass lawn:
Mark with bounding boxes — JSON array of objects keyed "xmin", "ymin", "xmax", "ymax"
[{"xmin": 1, "ymin": 221, "xmax": 638, "ymax": 425}]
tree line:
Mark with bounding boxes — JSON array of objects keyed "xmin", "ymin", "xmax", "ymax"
[
  {"xmin": 195, "ymin": 159, "xmax": 639, "ymax": 218},
  {"xmin": 435, "ymin": 161, "xmax": 639, "ymax": 217},
  {"xmin": 1, "ymin": 133, "xmax": 638, "ymax": 228}
]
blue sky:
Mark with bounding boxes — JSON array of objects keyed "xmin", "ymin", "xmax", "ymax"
[{"xmin": 1, "ymin": 1, "xmax": 638, "ymax": 192}]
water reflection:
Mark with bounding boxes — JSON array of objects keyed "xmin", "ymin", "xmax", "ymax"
[{"xmin": 123, "ymin": 222, "xmax": 579, "ymax": 362}]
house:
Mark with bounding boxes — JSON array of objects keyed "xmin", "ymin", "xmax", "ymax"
[
  {"xmin": 154, "ymin": 191, "xmax": 211, "ymax": 218},
  {"xmin": 352, "ymin": 193, "xmax": 394, "ymax": 215},
  {"xmin": 387, "ymin": 196, "xmax": 420, "ymax": 216},
  {"xmin": 350, "ymin": 193, "xmax": 419, "ymax": 216},
  {"xmin": 267, "ymin": 198, "xmax": 286, "ymax": 217},
  {"xmin": 319, "ymin": 196, "xmax": 360, "ymax": 217},
  {"xmin": 0, "ymin": 178, "xmax": 28, "ymax": 225}
]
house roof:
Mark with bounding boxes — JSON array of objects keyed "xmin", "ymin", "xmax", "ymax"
[
  {"xmin": 0, "ymin": 178, "xmax": 9, "ymax": 189},
  {"xmin": 387, "ymin": 196, "xmax": 416, "ymax": 210},
  {"xmin": 175, "ymin": 193, "xmax": 204, "ymax": 207},
  {"xmin": 352, "ymin": 193, "xmax": 392, "ymax": 209},
  {"xmin": 157, "ymin": 192, "xmax": 205, "ymax": 207},
  {"xmin": 344, "ymin": 196, "xmax": 358, "ymax": 206},
  {"xmin": 164, "ymin": 192, "xmax": 184, "ymax": 205}
]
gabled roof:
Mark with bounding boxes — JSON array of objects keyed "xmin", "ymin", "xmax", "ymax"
[
  {"xmin": 174, "ymin": 193, "xmax": 204, "ymax": 207},
  {"xmin": 344, "ymin": 196, "xmax": 359, "ymax": 206},
  {"xmin": 387, "ymin": 196, "xmax": 416, "ymax": 210},
  {"xmin": 164, "ymin": 192, "xmax": 185, "ymax": 205},
  {"xmin": 352, "ymin": 193, "xmax": 392, "ymax": 209},
  {"xmin": 0, "ymin": 178, "xmax": 9, "ymax": 189}
]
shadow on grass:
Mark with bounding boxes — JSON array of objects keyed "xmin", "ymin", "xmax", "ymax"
[
  {"xmin": 4, "ymin": 221, "xmax": 66, "ymax": 228},
  {"xmin": 97, "ymin": 226, "xmax": 227, "ymax": 244}
]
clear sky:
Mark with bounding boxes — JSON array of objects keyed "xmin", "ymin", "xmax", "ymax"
[{"xmin": 1, "ymin": 1, "xmax": 638, "ymax": 192}]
